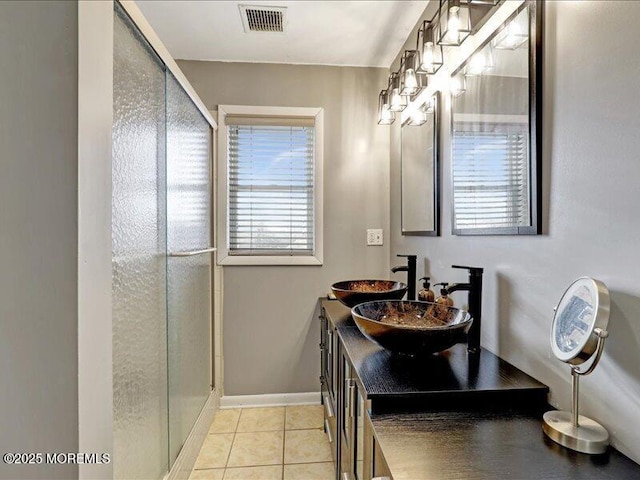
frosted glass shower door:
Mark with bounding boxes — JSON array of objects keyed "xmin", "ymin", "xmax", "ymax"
[
  {"xmin": 112, "ymin": 4, "xmax": 168, "ymax": 479},
  {"xmin": 166, "ymin": 72, "xmax": 213, "ymax": 466}
]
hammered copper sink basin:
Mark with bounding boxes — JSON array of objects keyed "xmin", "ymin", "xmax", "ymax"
[
  {"xmin": 331, "ymin": 280, "xmax": 408, "ymax": 308},
  {"xmin": 351, "ymin": 300, "xmax": 473, "ymax": 355}
]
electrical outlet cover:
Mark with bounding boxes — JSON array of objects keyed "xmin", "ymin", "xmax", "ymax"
[{"xmin": 367, "ymin": 229, "xmax": 383, "ymax": 246}]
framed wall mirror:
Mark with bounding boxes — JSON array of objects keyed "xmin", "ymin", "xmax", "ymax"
[
  {"xmin": 401, "ymin": 92, "xmax": 440, "ymax": 236},
  {"xmin": 450, "ymin": 0, "xmax": 542, "ymax": 235}
]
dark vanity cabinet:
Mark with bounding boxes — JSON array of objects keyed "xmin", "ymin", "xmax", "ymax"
[
  {"xmin": 319, "ymin": 299, "xmax": 640, "ymax": 480},
  {"xmin": 322, "ymin": 303, "xmax": 375, "ymax": 480},
  {"xmin": 320, "ymin": 306, "xmax": 338, "ymax": 464}
]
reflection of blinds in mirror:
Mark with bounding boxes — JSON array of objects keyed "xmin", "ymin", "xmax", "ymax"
[
  {"xmin": 228, "ymin": 124, "xmax": 314, "ymax": 255},
  {"xmin": 452, "ymin": 125, "xmax": 529, "ymax": 230}
]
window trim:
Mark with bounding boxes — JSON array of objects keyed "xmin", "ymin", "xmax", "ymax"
[{"xmin": 217, "ymin": 105, "xmax": 324, "ymax": 266}]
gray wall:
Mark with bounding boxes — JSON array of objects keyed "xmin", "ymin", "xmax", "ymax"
[
  {"xmin": 0, "ymin": 2, "xmax": 79, "ymax": 479},
  {"xmin": 390, "ymin": 1, "xmax": 640, "ymax": 463},
  {"xmin": 178, "ymin": 61, "xmax": 390, "ymax": 395}
]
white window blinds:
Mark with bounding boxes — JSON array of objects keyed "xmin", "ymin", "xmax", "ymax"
[
  {"xmin": 227, "ymin": 119, "xmax": 315, "ymax": 256},
  {"xmin": 452, "ymin": 124, "xmax": 530, "ymax": 230}
]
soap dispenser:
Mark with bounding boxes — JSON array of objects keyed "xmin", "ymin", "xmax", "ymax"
[
  {"xmin": 418, "ymin": 277, "xmax": 435, "ymax": 302},
  {"xmin": 434, "ymin": 283, "xmax": 454, "ymax": 309}
]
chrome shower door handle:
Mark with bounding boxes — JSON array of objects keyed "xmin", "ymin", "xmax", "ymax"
[{"xmin": 168, "ymin": 247, "xmax": 216, "ymax": 257}]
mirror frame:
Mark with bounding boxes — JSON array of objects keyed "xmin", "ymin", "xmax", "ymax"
[
  {"xmin": 450, "ymin": 0, "xmax": 542, "ymax": 236},
  {"xmin": 400, "ymin": 91, "xmax": 441, "ymax": 236}
]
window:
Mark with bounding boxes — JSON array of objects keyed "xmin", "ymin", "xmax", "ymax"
[
  {"xmin": 452, "ymin": 121, "xmax": 530, "ymax": 231},
  {"xmin": 218, "ymin": 105, "xmax": 323, "ymax": 265}
]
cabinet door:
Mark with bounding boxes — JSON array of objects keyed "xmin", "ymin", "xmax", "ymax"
[
  {"xmin": 340, "ymin": 353, "xmax": 370, "ymax": 480},
  {"xmin": 340, "ymin": 350, "xmax": 354, "ymax": 479},
  {"xmin": 320, "ymin": 310, "xmax": 328, "ymax": 390},
  {"xmin": 327, "ymin": 324, "xmax": 336, "ymax": 402},
  {"xmin": 354, "ymin": 385, "xmax": 365, "ymax": 480},
  {"xmin": 373, "ymin": 437, "xmax": 392, "ymax": 480}
]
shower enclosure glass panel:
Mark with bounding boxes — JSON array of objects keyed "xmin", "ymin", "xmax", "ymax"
[
  {"xmin": 112, "ymin": 4, "xmax": 168, "ymax": 479},
  {"xmin": 166, "ymin": 72, "xmax": 213, "ymax": 465}
]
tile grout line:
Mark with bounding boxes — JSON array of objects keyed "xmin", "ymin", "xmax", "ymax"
[
  {"xmin": 223, "ymin": 408, "xmax": 241, "ymax": 472},
  {"xmin": 193, "ymin": 406, "xmax": 326, "ymax": 479}
]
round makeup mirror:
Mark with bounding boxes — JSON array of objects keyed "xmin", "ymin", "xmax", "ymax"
[{"xmin": 543, "ymin": 277, "xmax": 611, "ymax": 454}]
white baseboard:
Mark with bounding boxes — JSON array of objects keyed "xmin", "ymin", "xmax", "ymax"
[
  {"xmin": 165, "ymin": 388, "xmax": 220, "ymax": 480},
  {"xmin": 220, "ymin": 392, "xmax": 321, "ymax": 409}
]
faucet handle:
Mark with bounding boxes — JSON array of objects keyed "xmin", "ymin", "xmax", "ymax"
[
  {"xmin": 397, "ymin": 254, "xmax": 417, "ymax": 260},
  {"xmin": 452, "ymin": 265, "xmax": 484, "ymax": 276}
]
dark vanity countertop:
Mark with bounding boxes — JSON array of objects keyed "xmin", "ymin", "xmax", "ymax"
[
  {"xmin": 320, "ymin": 299, "xmax": 640, "ymax": 477},
  {"xmin": 322, "ymin": 297, "xmax": 358, "ymax": 328},
  {"xmin": 370, "ymin": 409, "xmax": 640, "ymax": 480},
  {"xmin": 321, "ymin": 299, "xmax": 549, "ymax": 411}
]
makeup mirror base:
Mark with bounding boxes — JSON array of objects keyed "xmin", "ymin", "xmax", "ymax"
[{"xmin": 543, "ymin": 411, "xmax": 609, "ymax": 455}]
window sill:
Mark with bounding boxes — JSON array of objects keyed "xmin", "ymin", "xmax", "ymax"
[{"xmin": 218, "ymin": 255, "xmax": 323, "ymax": 266}]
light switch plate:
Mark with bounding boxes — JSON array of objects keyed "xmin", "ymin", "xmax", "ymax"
[{"xmin": 367, "ymin": 229, "xmax": 383, "ymax": 246}]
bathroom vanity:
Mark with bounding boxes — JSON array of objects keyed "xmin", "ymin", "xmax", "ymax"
[{"xmin": 319, "ymin": 298, "xmax": 640, "ymax": 480}]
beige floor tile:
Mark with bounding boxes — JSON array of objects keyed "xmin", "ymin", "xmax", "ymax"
[
  {"xmin": 189, "ymin": 468, "xmax": 225, "ymax": 480},
  {"xmin": 227, "ymin": 431, "xmax": 284, "ymax": 467},
  {"xmin": 209, "ymin": 409, "xmax": 242, "ymax": 434},
  {"xmin": 285, "ymin": 405, "xmax": 324, "ymax": 430},
  {"xmin": 223, "ymin": 465, "xmax": 283, "ymax": 480},
  {"xmin": 284, "ymin": 462, "xmax": 334, "ymax": 480},
  {"xmin": 194, "ymin": 434, "xmax": 234, "ymax": 469},
  {"xmin": 236, "ymin": 407, "xmax": 285, "ymax": 432},
  {"xmin": 284, "ymin": 429, "xmax": 332, "ymax": 464}
]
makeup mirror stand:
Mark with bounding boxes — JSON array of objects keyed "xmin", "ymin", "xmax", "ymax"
[{"xmin": 543, "ymin": 277, "xmax": 611, "ymax": 455}]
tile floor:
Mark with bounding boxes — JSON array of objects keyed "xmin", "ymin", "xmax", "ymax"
[{"xmin": 190, "ymin": 405, "xmax": 334, "ymax": 480}]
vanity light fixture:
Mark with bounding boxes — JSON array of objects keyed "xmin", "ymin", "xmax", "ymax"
[
  {"xmin": 465, "ymin": 46, "xmax": 495, "ymax": 76},
  {"xmin": 388, "ymin": 72, "xmax": 407, "ymax": 112},
  {"xmin": 408, "ymin": 104, "xmax": 429, "ymax": 126},
  {"xmin": 416, "ymin": 20, "xmax": 443, "ymax": 75},
  {"xmin": 400, "ymin": 50, "xmax": 427, "ymax": 96},
  {"xmin": 450, "ymin": 74, "xmax": 467, "ymax": 97},
  {"xmin": 377, "ymin": 89, "xmax": 395, "ymax": 125},
  {"xmin": 437, "ymin": 0, "xmax": 471, "ymax": 47},
  {"xmin": 493, "ymin": 14, "xmax": 528, "ymax": 50},
  {"xmin": 424, "ymin": 97, "xmax": 436, "ymax": 114},
  {"xmin": 408, "ymin": 97, "xmax": 435, "ymax": 126}
]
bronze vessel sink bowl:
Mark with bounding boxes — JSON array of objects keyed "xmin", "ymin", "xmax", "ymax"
[
  {"xmin": 331, "ymin": 280, "xmax": 408, "ymax": 308},
  {"xmin": 351, "ymin": 300, "xmax": 472, "ymax": 355}
]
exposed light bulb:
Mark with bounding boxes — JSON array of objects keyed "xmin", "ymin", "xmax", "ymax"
[
  {"xmin": 389, "ymin": 88, "xmax": 405, "ymax": 112},
  {"xmin": 404, "ymin": 69, "xmax": 418, "ymax": 92},
  {"xmin": 447, "ymin": 6, "xmax": 461, "ymax": 43},
  {"xmin": 391, "ymin": 89, "xmax": 402, "ymax": 107},
  {"xmin": 379, "ymin": 103, "xmax": 394, "ymax": 124},
  {"xmin": 422, "ymin": 42, "xmax": 435, "ymax": 70},
  {"xmin": 410, "ymin": 108, "xmax": 428, "ymax": 126},
  {"xmin": 467, "ymin": 53, "xmax": 486, "ymax": 76}
]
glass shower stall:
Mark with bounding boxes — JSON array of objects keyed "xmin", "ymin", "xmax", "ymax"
[{"xmin": 112, "ymin": 4, "xmax": 214, "ymax": 478}]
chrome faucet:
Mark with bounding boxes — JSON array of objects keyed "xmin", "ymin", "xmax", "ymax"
[
  {"xmin": 443, "ymin": 265, "xmax": 484, "ymax": 353},
  {"xmin": 391, "ymin": 254, "xmax": 417, "ymax": 301}
]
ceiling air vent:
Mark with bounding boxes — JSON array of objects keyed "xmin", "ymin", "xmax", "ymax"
[{"xmin": 239, "ymin": 5, "xmax": 286, "ymax": 33}]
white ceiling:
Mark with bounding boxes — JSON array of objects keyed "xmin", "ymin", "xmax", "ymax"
[{"xmin": 135, "ymin": 0, "xmax": 429, "ymax": 68}]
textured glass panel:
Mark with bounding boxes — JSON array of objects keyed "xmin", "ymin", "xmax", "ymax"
[
  {"xmin": 166, "ymin": 72, "xmax": 212, "ymax": 466},
  {"xmin": 112, "ymin": 5, "xmax": 168, "ymax": 479}
]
